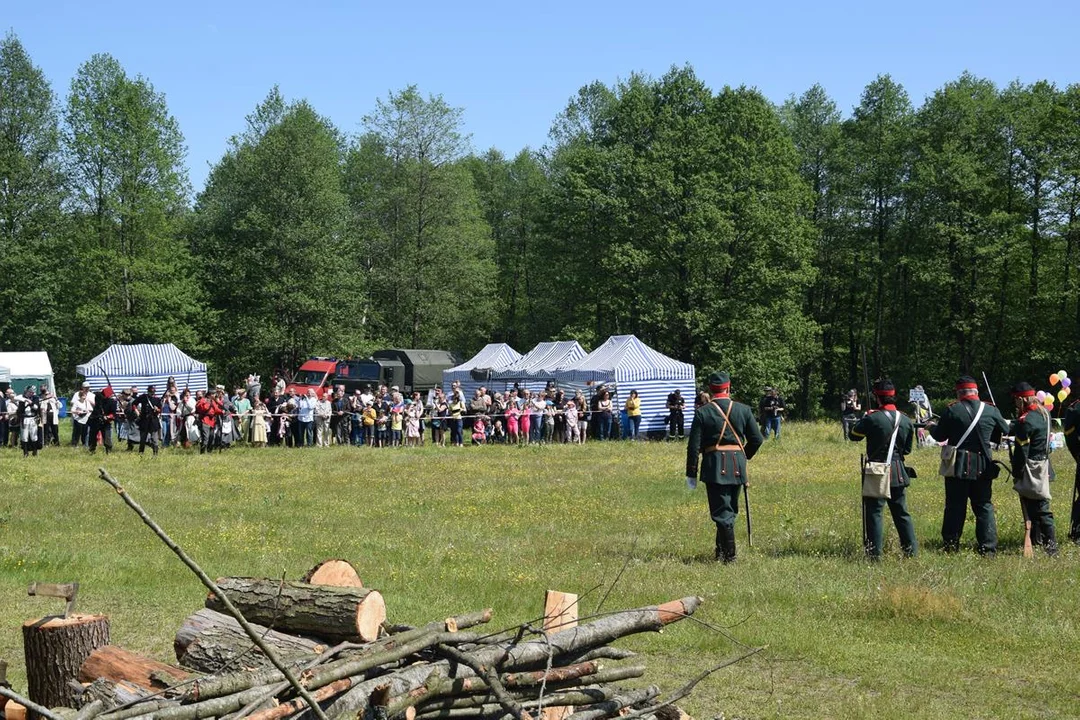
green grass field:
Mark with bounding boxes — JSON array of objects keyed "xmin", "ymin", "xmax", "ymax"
[{"xmin": 1, "ymin": 422, "xmax": 1078, "ymax": 719}]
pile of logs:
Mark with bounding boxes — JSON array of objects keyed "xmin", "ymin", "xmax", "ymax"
[{"xmin": 4, "ymin": 561, "xmax": 709, "ymax": 720}]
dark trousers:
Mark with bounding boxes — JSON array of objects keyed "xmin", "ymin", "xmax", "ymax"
[
  {"xmin": 88, "ymin": 422, "xmax": 112, "ymax": 453},
  {"xmin": 669, "ymin": 410, "xmax": 684, "ymax": 438},
  {"xmin": 942, "ymin": 477, "xmax": 998, "ymax": 554},
  {"xmin": 139, "ymin": 429, "xmax": 160, "ymax": 454},
  {"xmin": 1070, "ymin": 469, "xmax": 1080, "ymax": 542},
  {"xmin": 705, "ymin": 482, "xmax": 742, "ymax": 529},
  {"xmin": 72, "ymin": 421, "xmax": 89, "ymax": 446},
  {"xmin": 1020, "ymin": 496, "xmax": 1057, "ymax": 553},
  {"xmin": 597, "ymin": 413, "xmax": 612, "ymax": 441},
  {"xmin": 450, "ymin": 418, "xmax": 463, "ymax": 446},
  {"xmin": 863, "ymin": 485, "xmax": 918, "ymax": 558}
]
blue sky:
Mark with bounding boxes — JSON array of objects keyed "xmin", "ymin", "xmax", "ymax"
[{"xmin": 8, "ymin": 1, "xmax": 1079, "ymax": 193}]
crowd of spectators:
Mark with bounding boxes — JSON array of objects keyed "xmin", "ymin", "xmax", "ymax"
[{"xmin": 2, "ymin": 377, "xmax": 656, "ymax": 456}]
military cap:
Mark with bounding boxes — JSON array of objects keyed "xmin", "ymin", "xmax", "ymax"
[
  {"xmin": 955, "ymin": 376, "xmax": 978, "ymax": 390},
  {"xmin": 707, "ymin": 371, "xmax": 730, "ymax": 389},
  {"xmin": 872, "ymin": 378, "xmax": 896, "ymax": 397},
  {"xmin": 1010, "ymin": 381, "xmax": 1036, "ymax": 397}
]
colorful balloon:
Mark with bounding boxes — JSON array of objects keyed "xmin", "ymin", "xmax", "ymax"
[
  {"xmin": 1037, "ymin": 390, "xmax": 1047, "ymax": 400},
  {"xmin": 1064, "ymin": 377, "xmax": 1073, "ymax": 389},
  {"xmin": 1059, "ymin": 370, "xmax": 1068, "ymax": 380},
  {"xmin": 1044, "ymin": 395, "xmax": 1054, "ymax": 407},
  {"xmin": 1050, "ymin": 373, "xmax": 1060, "ymax": 385},
  {"xmin": 1058, "ymin": 390, "xmax": 1068, "ymax": 402}
]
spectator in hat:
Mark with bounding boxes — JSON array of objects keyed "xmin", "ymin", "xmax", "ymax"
[{"xmin": 1008, "ymin": 381, "xmax": 1057, "ymax": 555}]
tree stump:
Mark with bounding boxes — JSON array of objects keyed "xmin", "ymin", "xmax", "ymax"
[
  {"xmin": 22, "ymin": 614, "xmax": 110, "ymax": 713},
  {"xmin": 301, "ymin": 559, "xmax": 363, "ymax": 588}
]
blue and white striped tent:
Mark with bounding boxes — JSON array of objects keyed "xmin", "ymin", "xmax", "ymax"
[
  {"xmin": 489, "ymin": 340, "xmax": 587, "ymax": 393},
  {"xmin": 555, "ymin": 335, "xmax": 696, "ymax": 434},
  {"xmin": 76, "ymin": 344, "xmax": 208, "ymax": 393},
  {"xmin": 442, "ymin": 343, "xmax": 521, "ymax": 400}
]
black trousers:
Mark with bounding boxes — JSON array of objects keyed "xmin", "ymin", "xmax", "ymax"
[{"xmin": 942, "ymin": 477, "xmax": 997, "ymax": 554}]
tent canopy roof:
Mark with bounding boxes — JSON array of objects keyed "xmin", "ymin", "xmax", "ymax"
[
  {"xmin": 445, "ymin": 343, "xmax": 521, "ymax": 375},
  {"xmin": 491, "ymin": 340, "xmax": 587, "ymax": 380},
  {"xmin": 0, "ymin": 351, "xmax": 54, "ymax": 378},
  {"xmin": 557, "ymin": 335, "xmax": 694, "ymax": 383},
  {"xmin": 76, "ymin": 344, "xmax": 206, "ymax": 377}
]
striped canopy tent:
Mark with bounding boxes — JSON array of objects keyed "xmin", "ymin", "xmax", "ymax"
[
  {"xmin": 490, "ymin": 340, "xmax": 587, "ymax": 393},
  {"xmin": 0, "ymin": 365, "xmax": 9, "ymax": 383},
  {"xmin": 442, "ymin": 343, "xmax": 521, "ymax": 399},
  {"xmin": 555, "ymin": 335, "xmax": 696, "ymax": 434},
  {"xmin": 76, "ymin": 344, "xmax": 208, "ymax": 393}
]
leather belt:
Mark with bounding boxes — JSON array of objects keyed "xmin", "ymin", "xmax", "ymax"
[{"xmin": 703, "ymin": 444, "xmax": 741, "ymax": 453}]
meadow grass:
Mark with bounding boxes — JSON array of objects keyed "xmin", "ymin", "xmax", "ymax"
[{"xmin": 1, "ymin": 422, "xmax": 1078, "ymax": 719}]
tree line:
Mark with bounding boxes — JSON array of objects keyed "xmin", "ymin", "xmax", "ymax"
[{"xmin": 2, "ymin": 32, "xmax": 1078, "ymax": 415}]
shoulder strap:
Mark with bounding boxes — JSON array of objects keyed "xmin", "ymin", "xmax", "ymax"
[
  {"xmin": 955, "ymin": 402, "xmax": 984, "ymax": 447},
  {"xmin": 711, "ymin": 399, "xmax": 745, "ymax": 452},
  {"xmin": 884, "ymin": 410, "xmax": 901, "ymax": 465},
  {"xmin": 1039, "ymin": 406, "xmax": 1051, "ymax": 454}
]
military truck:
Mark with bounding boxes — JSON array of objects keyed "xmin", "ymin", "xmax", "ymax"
[{"xmin": 285, "ymin": 349, "xmax": 455, "ymax": 398}]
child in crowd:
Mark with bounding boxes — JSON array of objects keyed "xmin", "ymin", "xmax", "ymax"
[
  {"xmin": 506, "ymin": 402, "xmax": 520, "ymax": 443},
  {"xmin": 543, "ymin": 400, "xmax": 556, "ymax": 443},
  {"xmin": 492, "ymin": 419, "xmax": 506, "ymax": 443},
  {"xmin": 405, "ymin": 402, "xmax": 421, "ymax": 447},
  {"xmin": 251, "ymin": 400, "xmax": 268, "ymax": 447},
  {"xmin": 375, "ymin": 408, "xmax": 388, "ymax": 447},
  {"xmin": 363, "ymin": 403, "xmax": 377, "ymax": 446},
  {"xmin": 471, "ymin": 416, "xmax": 487, "ymax": 445},
  {"xmin": 390, "ymin": 402, "xmax": 404, "ymax": 447},
  {"xmin": 564, "ymin": 400, "xmax": 580, "ymax": 443}
]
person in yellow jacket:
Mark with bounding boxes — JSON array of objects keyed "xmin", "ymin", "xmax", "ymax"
[{"xmin": 624, "ymin": 390, "xmax": 642, "ymax": 440}]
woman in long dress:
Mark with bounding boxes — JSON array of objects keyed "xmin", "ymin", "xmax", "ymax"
[{"xmin": 251, "ymin": 400, "xmax": 269, "ymax": 446}]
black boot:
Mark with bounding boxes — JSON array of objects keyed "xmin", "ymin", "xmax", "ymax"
[
  {"xmin": 1042, "ymin": 524, "xmax": 1058, "ymax": 557},
  {"xmin": 715, "ymin": 526, "xmax": 737, "ymax": 563}
]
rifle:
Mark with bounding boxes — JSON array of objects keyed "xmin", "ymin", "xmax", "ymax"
[
  {"xmin": 981, "ymin": 371, "xmax": 997, "ymax": 407},
  {"xmin": 1006, "ymin": 442, "xmax": 1034, "ymax": 558},
  {"xmin": 743, "ymin": 484, "xmax": 752, "ymax": 548},
  {"xmin": 859, "ymin": 344, "xmax": 872, "ymax": 554}
]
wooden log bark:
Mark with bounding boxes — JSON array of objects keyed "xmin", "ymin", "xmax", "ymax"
[
  {"xmin": 80, "ymin": 678, "xmax": 156, "ymax": 710},
  {"xmin": 205, "ymin": 578, "xmax": 386, "ymax": 642},
  {"xmin": 301, "ymin": 561, "xmax": 363, "ymax": 589},
  {"xmin": 541, "ymin": 591, "xmax": 578, "ymax": 720},
  {"xmin": 6, "ymin": 701, "xmax": 28, "ymax": 720},
  {"xmin": 78, "ymin": 647, "xmax": 190, "ymax": 691},
  {"xmin": 174, "ymin": 609, "xmax": 326, "ymax": 673},
  {"xmin": 22, "ymin": 614, "xmax": 111, "ymax": 713}
]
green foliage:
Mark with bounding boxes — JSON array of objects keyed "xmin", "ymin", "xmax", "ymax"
[
  {"xmin": 62, "ymin": 52, "xmax": 202, "ymax": 371},
  {"xmin": 0, "ymin": 33, "xmax": 68, "ymax": 367},
  {"xmin": 192, "ymin": 88, "xmax": 354, "ymax": 378}
]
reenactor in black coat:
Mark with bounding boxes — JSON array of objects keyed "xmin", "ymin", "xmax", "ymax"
[
  {"xmin": 849, "ymin": 379, "xmax": 917, "ymax": 559},
  {"xmin": 1065, "ymin": 397, "xmax": 1080, "ymax": 544},
  {"xmin": 16, "ymin": 388, "xmax": 42, "ymax": 457},
  {"xmin": 685, "ymin": 371, "xmax": 764, "ymax": 562},
  {"xmin": 929, "ymin": 376, "xmax": 1009, "ymax": 556},
  {"xmin": 88, "ymin": 387, "xmax": 117, "ymax": 454},
  {"xmin": 135, "ymin": 385, "xmax": 163, "ymax": 455},
  {"xmin": 1008, "ymin": 382, "xmax": 1057, "ymax": 555}
]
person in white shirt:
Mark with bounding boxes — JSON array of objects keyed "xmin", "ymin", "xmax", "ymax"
[
  {"xmin": 314, "ymin": 392, "xmax": 332, "ymax": 446},
  {"xmin": 70, "ymin": 383, "xmax": 95, "ymax": 447}
]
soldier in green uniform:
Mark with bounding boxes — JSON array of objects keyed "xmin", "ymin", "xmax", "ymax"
[
  {"xmin": 928, "ymin": 376, "xmax": 1009, "ymax": 556},
  {"xmin": 849, "ymin": 379, "xmax": 917, "ymax": 559},
  {"xmin": 685, "ymin": 371, "xmax": 764, "ymax": 562},
  {"xmin": 1064, "ymin": 398, "xmax": 1080, "ymax": 544},
  {"xmin": 1007, "ymin": 381, "xmax": 1058, "ymax": 555}
]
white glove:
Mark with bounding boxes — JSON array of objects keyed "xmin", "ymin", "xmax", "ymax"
[{"xmin": 685, "ymin": 476, "xmax": 697, "ymax": 490}]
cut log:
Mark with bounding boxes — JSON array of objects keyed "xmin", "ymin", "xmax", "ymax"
[
  {"xmin": 22, "ymin": 614, "xmax": 110, "ymax": 712},
  {"xmin": 78, "ymin": 647, "xmax": 190, "ymax": 691},
  {"xmin": 174, "ymin": 609, "xmax": 326, "ymax": 674},
  {"xmin": 301, "ymin": 560, "xmax": 363, "ymax": 589},
  {"xmin": 6, "ymin": 701, "xmax": 28, "ymax": 720},
  {"xmin": 80, "ymin": 678, "xmax": 153, "ymax": 710},
  {"xmin": 541, "ymin": 591, "xmax": 579, "ymax": 720},
  {"xmin": 205, "ymin": 578, "xmax": 386, "ymax": 642}
]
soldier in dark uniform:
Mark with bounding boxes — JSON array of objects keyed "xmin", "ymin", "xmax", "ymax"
[
  {"xmin": 666, "ymin": 389, "xmax": 685, "ymax": 440},
  {"xmin": 1008, "ymin": 382, "xmax": 1057, "ymax": 555},
  {"xmin": 928, "ymin": 376, "xmax": 1009, "ymax": 556},
  {"xmin": 88, "ymin": 387, "xmax": 118, "ymax": 454},
  {"xmin": 849, "ymin": 379, "xmax": 917, "ymax": 559},
  {"xmin": 1065, "ymin": 398, "xmax": 1080, "ymax": 544},
  {"xmin": 135, "ymin": 385, "xmax": 163, "ymax": 455},
  {"xmin": 685, "ymin": 371, "xmax": 764, "ymax": 562}
]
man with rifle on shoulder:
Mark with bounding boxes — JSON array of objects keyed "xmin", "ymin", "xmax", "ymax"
[
  {"xmin": 849, "ymin": 378, "xmax": 918, "ymax": 560},
  {"xmin": 685, "ymin": 371, "xmax": 764, "ymax": 563},
  {"xmin": 928, "ymin": 376, "xmax": 1009, "ymax": 556}
]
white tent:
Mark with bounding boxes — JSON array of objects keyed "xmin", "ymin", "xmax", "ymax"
[
  {"xmin": 76, "ymin": 344, "xmax": 208, "ymax": 392},
  {"xmin": 490, "ymin": 340, "xmax": 587, "ymax": 393},
  {"xmin": 554, "ymin": 335, "xmax": 696, "ymax": 434},
  {"xmin": 0, "ymin": 365, "xmax": 9, "ymax": 384},
  {"xmin": 442, "ymin": 343, "xmax": 521, "ymax": 399},
  {"xmin": 0, "ymin": 351, "xmax": 55, "ymax": 396}
]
